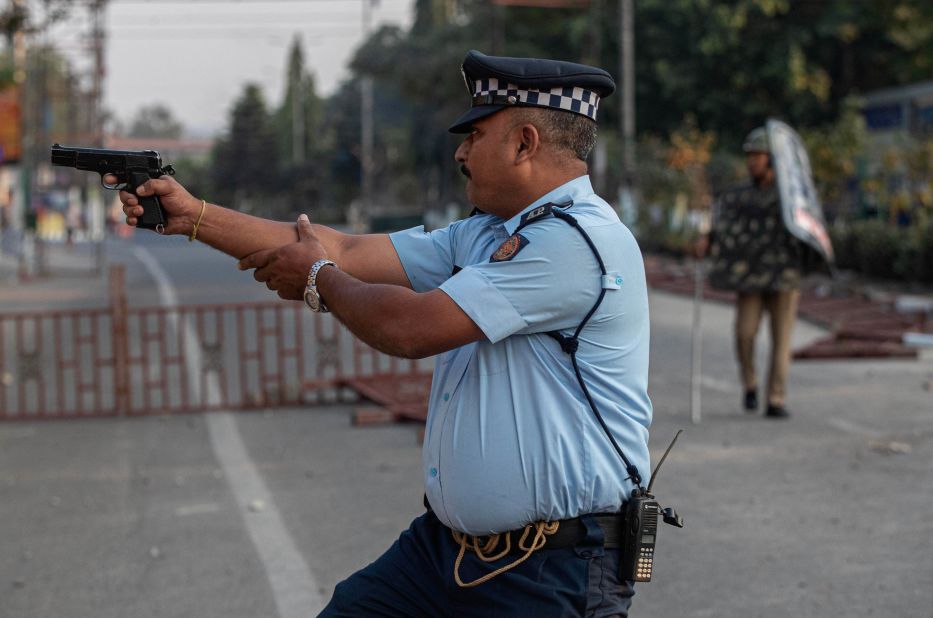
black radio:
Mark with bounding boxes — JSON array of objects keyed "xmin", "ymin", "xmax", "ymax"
[
  {"xmin": 618, "ymin": 430, "xmax": 685, "ymax": 583},
  {"xmin": 620, "ymin": 492, "xmax": 661, "ymax": 582}
]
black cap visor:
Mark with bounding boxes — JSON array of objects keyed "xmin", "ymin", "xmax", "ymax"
[{"xmin": 448, "ymin": 104, "xmax": 508, "ymax": 134}]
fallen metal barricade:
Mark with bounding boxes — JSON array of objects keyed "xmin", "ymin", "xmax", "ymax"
[{"xmin": 0, "ymin": 265, "xmax": 432, "ymax": 420}]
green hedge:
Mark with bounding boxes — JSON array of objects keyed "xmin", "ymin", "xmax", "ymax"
[
  {"xmin": 830, "ymin": 220, "xmax": 933, "ymax": 283},
  {"xmin": 636, "ymin": 217, "xmax": 933, "ymax": 284}
]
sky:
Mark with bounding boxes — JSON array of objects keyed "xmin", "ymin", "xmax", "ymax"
[{"xmin": 49, "ymin": 0, "xmax": 415, "ymax": 137}]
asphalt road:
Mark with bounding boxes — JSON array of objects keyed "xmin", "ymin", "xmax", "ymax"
[{"xmin": 1, "ymin": 235, "xmax": 931, "ymax": 617}]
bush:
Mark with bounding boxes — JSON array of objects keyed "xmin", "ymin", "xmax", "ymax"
[
  {"xmin": 901, "ymin": 221, "xmax": 933, "ymax": 283},
  {"xmin": 831, "ymin": 219, "xmax": 933, "ymax": 284},
  {"xmin": 855, "ymin": 220, "xmax": 902, "ymax": 279}
]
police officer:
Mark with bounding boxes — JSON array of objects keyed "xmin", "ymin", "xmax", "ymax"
[
  {"xmin": 120, "ymin": 50, "xmax": 653, "ymax": 616},
  {"xmin": 699, "ymin": 127, "xmax": 804, "ymax": 419}
]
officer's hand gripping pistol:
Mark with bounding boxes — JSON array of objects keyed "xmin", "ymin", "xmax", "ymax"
[{"xmin": 50, "ymin": 144, "xmax": 176, "ymax": 233}]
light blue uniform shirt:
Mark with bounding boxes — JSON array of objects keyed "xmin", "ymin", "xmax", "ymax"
[{"xmin": 390, "ymin": 176, "xmax": 652, "ymax": 535}]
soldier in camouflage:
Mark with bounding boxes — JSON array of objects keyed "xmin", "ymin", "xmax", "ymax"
[{"xmin": 705, "ymin": 127, "xmax": 804, "ymax": 419}]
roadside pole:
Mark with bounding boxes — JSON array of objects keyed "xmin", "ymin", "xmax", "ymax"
[{"xmin": 689, "ymin": 259, "xmax": 704, "ymax": 424}]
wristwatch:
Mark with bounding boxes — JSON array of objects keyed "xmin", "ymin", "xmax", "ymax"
[{"xmin": 303, "ymin": 259, "xmax": 338, "ymax": 313}]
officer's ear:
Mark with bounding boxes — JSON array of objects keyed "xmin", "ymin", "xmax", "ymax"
[{"xmin": 514, "ymin": 123, "xmax": 540, "ymax": 164}]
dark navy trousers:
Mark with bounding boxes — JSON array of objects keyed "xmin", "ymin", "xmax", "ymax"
[{"xmin": 318, "ymin": 511, "xmax": 635, "ymax": 617}]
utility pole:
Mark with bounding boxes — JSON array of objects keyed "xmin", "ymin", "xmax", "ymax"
[
  {"xmin": 618, "ymin": 0, "xmax": 636, "ymax": 228},
  {"xmin": 586, "ymin": 0, "xmax": 603, "ymax": 83},
  {"xmin": 11, "ymin": 0, "xmax": 27, "ymax": 237},
  {"xmin": 90, "ymin": 0, "xmax": 106, "ymax": 146},
  {"xmin": 88, "ymin": 0, "xmax": 107, "ymax": 243},
  {"xmin": 587, "ymin": 0, "xmax": 606, "ymax": 194},
  {"xmin": 292, "ymin": 74, "xmax": 305, "ymax": 165},
  {"xmin": 490, "ymin": 3, "xmax": 505, "ymax": 54},
  {"xmin": 359, "ymin": 0, "xmax": 375, "ymax": 227},
  {"xmin": 291, "ymin": 38, "xmax": 306, "ymax": 165}
]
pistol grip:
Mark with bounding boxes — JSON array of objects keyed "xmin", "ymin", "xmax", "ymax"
[
  {"xmin": 136, "ymin": 194, "xmax": 167, "ymax": 231},
  {"xmin": 127, "ymin": 171, "xmax": 167, "ymax": 232}
]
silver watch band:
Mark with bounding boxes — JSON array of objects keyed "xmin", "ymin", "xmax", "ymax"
[
  {"xmin": 306, "ymin": 259, "xmax": 337, "ymax": 313},
  {"xmin": 307, "ymin": 259, "xmax": 337, "ymax": 288}
]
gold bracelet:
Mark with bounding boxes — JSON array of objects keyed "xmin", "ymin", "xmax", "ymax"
[{"xmin": 189, "ymin": 199, "xmax": 206, "ymax": 242}]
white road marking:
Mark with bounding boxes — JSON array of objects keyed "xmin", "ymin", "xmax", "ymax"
[
  {"xmin": 823, "ymin": 416, "xmax": 886, "ymax": 439},
  {"xmin": 132, "ymin": 244, "xmax": 325, "ymax": 617},
  {"xmin": 175, "ymin": 503, "xmax": 221, "ymax": 517}
]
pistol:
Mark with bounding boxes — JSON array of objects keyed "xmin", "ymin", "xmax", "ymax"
[{"xmin": 50, "ymin": 144, "xmax": 176, "ymax": 232}]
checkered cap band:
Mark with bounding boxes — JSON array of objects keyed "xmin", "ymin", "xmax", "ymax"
[{"xmin": 472, "ymin": 78, "xmax": 601, "ymax": 121}]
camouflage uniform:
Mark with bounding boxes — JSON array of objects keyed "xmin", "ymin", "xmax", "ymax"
[
  {"xmin": 708, "ymin": 181, "xmax": 803, "ymax": 412},
  {"xmin": 708, "ymin": 182, "xmax": 802, "ymax": 293}
]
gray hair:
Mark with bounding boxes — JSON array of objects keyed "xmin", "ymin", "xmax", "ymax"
[{"xmin": 509, "ymin": 107, "xmax": 598, "ymax": 162}]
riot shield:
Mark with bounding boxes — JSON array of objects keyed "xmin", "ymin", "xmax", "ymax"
[{"xmin": 767, "ymin": 118, "xmax": 834, "ymax": 265}]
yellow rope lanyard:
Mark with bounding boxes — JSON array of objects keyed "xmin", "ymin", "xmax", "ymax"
[{"xmin": 451, "ymin": 520, "xmax": 561, "ymax": 588}]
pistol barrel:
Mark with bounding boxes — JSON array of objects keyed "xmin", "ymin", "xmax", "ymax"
[
  {"xmin": 50, "ymin": 144, "xmax": 164, "ymax": 173},
  {"xmin": 50, "ymin": 144, "xmax": 78, "ymax": 168}
]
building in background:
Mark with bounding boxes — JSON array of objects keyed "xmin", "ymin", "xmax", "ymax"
[
  {"xmin": 861, "ymin": 80, "xmax": 933, "ymax": 140},
  {"xmin": 857, "ymin": 80, "xmax": 933, "ymax": 225}
]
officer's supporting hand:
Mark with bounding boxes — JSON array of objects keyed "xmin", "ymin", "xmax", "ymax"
[
  {"xmin": 110, "ymin": 174, "xmax": 202, "ymax": 236},
  {"xmin": 238, "ymin": 214, "xmax": 328, "ymax": 300}
]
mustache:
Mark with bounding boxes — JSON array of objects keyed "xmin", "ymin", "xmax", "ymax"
[{"xmin": 460, "ymin": 165, "xmax": 471, "ymax": 179}]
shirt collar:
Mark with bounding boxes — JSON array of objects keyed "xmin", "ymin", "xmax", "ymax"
[{"xmin": 501, "ymin": 175, "xmax": 594, "ymax": 236}]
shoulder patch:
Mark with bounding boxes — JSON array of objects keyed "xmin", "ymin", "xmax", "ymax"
[{"xmin": 490, "ymin": 233, "xmax": 529, "ymax": 262}]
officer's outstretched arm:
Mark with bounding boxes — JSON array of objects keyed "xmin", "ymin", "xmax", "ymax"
[
  {"xmin": 315, "ymin": 266, "xmax": 484, "ymax": 359},
  {"xmin": 118, "ymin": 176, "xmax": 408, "ymax": 286}
]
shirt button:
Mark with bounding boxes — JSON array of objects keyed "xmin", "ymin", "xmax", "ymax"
[
  {"xmin": 430, "ymin": 467, "xmax": 438, "ymax": 478},
  {"xmin": 615, "ymin": 276, "xmax": 623, "ymax": 285},
  {"xmin": 443, "ymin": 393, "xmax": 450, "ymax": 401}
]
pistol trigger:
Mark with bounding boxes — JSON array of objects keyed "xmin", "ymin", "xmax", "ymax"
[{"xmin": 100, "ymin": 173, "xmax": 125, "ymax": 191}]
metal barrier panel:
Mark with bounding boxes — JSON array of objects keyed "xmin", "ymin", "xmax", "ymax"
[
  {"xmin": 122, "ymin": 301, "xmax": 360, "ymax": 414},
  {"xmin": 0, "ymin": 296, "xmax": 433, "ymax": 420},
  {"xmin": 0, "ymin": 309, "xmax": 119, "ymax": 419}
]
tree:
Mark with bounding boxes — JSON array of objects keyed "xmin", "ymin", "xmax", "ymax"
[
  {"xmin": 0, "ymin": 0, "xmax": 71, "ymax": 38},
  {"xmin": 1, "ymin": 0, "xmax": 76, "ymax": 88},
  {"xmin": 270, "ymin": 36, "xmax": 325, "ymax": 218},
  {"xmin": 128, "ymin": 104, "xmax": 183, "ymax": 139},
  {"xmin": 273, "ymin": 36, "xmax": 323, "ymax": 166},
  {"xmin": 210, "ymin": 84, "xmax": 280, "ymax": 214},
  {"xmin": 352, "ymin": 0, "xmax": 933, "ymax": 143},
  {"xmin": 304, "ymin": 0, "xmax": 933, "ymax": 219},
  {"xmin": 632, "ymin": 0, "xmax": 933, "ymax": 144}
]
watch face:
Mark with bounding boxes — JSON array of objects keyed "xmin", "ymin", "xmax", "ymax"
[{"xmin": 304, "ymin": 286, "xmax": 321, "ymax": 312}]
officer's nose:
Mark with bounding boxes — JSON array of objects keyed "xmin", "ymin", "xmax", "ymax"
[{"xmin": 454, "ymin": 139, "xmax": 469, "ymax": 163}]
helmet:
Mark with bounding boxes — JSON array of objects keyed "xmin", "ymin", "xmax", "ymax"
[{"xmin": 742, "ymin": 127, "xmax": 770, "ymax": 154}]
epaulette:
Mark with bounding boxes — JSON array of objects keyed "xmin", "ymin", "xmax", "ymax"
[{"xmin": 514, "ymin": 200, "xmax": 571, "ymax": 232}]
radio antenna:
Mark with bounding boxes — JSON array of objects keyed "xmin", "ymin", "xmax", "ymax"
[{"xmin": 647, "ymin": 429, "xmax": 683, "ymax": 495}]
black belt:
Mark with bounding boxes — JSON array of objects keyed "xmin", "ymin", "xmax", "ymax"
[
  {"xmin": 425, "ymin": 496, "xmax": 624, "ymax": 553},
  {"xmin": 508, "ymin": 513, "xmax": 622, "ymax": 553},
  {"xmin": 439, "ymin": 515, "xmax": 624, "ymax": 555}
]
